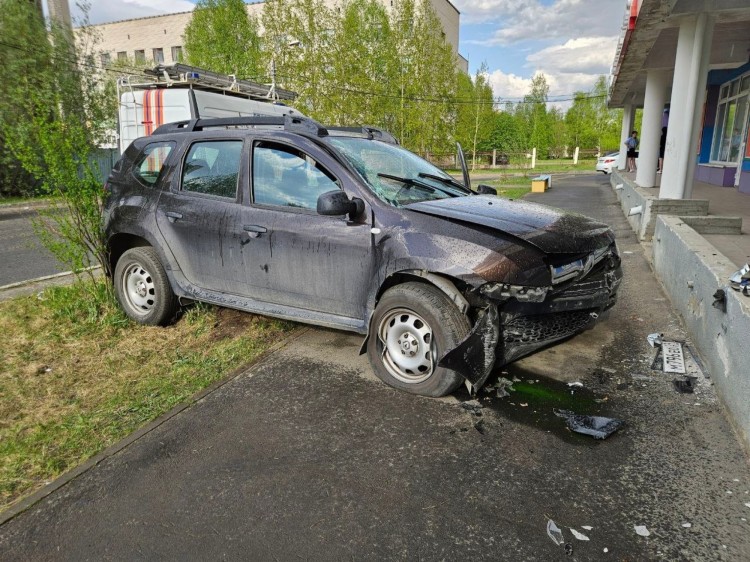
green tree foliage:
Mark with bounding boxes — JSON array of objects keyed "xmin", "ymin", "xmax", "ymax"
[
  {"xmin": 0, "ymin": 0, "xmax": 112, "ymax": 281},
  {"xmin": 565, "ymin": 76, "xmax": 622, "ymax": 152},
  {"xmin": 184, "ymin": 0, "xmax": 265, "ymax": 79},
  {"xmin": 262, "ymin": 0, "xmax": 336, "ymax": 116},
  {"xmin": 454, "ymin": 64, "xmax": 495, "ymax": 167}
]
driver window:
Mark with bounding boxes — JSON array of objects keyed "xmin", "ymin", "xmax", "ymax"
[{"xmin": 252, "ymin": 141, "xmax": 339, "ymax": 209}]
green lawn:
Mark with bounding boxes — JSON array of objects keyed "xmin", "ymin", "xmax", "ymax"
[{"xmin": 0, "ymin": 280, "xmax": 296, "ymax": 511}]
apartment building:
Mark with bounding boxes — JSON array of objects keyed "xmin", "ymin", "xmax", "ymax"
[{"xmin": 79, "ymin": 0, "xmax": 468, "ymax": 72}]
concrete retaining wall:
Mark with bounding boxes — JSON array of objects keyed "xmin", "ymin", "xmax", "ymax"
[
  {"xmin": 610, "ymin": 170, "xmax": 709, "ymax": 240},
  {"xmin": 653, "ymin": 216, "xmax": 750, "ymax": 449}
]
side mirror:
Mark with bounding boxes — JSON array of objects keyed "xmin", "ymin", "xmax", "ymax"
[
  {"xmin": 317, "ymin": 190, "xmax": 364, "ymax": 218},
  {"xmin": 476, "ymin": 184, "xmax": 497, "ymax": 196}
]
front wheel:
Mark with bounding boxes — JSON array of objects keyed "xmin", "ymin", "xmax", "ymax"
[
  {"xmin": 114, "ymin": 246, "xmax": 178, "ymax": 326},
  {"xmin": 367, "ymin": 282, "xmax": 470, "ymax": 397}
]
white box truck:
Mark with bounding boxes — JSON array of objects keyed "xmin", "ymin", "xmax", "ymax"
[{"xmin": 117, "ymin": 64, "xmax": 304, "ymax": 154}]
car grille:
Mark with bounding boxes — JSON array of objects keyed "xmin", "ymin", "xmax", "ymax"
[{"xmin": 502, "ymin": 310, "xmax": 594, "ymax": 344}]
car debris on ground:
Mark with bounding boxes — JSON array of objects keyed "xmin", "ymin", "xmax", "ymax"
[{"xmin": 554, "ymin": 409, "xmax": 625, "ymax": 439}]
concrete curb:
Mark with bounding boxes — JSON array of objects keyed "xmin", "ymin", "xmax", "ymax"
[
  {"xmin": 0, "ymin": 200, "xmax": 56, "ymax": 218},
  {"xmin": 0, "ymin": 268, "xmax": 102, "ymax": 303},
  {"xmin": 0, "ymin": 326, "xmax": 310, "ymax": 526}
]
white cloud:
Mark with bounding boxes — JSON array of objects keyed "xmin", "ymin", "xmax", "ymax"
[
  {"xmin": 457, "ymin": 0, "xmax": 624, "ymax": 45},
  {"xmin": 526, "ymin": 36, "xmax": 617, "ymax": 75},
  {"xmin": 486, "ymin": 68, "xmax": 602, "ymax": 111},
  {"xmin": 73, "ymin": 0, "xmax": 195, "ymax": 26}
]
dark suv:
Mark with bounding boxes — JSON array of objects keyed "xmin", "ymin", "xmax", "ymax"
[{"xmin": 104, "ymin": 115, "xmax": 622, "ymax": 397}]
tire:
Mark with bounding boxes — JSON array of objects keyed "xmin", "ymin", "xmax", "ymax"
[
  {"xmin": 114, "ymin": 246, "xmax": 178, "ymax": 326},
  {"xmin": 367, "ymin": 282, "xmax": 471, "ymax": 397}
]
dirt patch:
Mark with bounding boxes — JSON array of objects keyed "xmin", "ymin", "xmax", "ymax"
[{"xmin": 210, "ymin": 307, "xmax": 263, "ymax": 341}]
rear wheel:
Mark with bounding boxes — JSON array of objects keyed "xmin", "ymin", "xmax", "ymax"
[
  {"xmin": 114, "ymin": 247, "xmax": 178, "ymax": 326},
  {"xmin": 367, "ymin": 282, "xmax": 470, "ymax": 397}
]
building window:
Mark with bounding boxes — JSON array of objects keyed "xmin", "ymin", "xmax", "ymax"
[
  {"xmin": 710, "ymin": 72, "xmax": 750, "ymax": 164},
  {"xmin": 153, "ymin": 48, "xmax": 164, "ymax": 64},
  {"xmin": 134, "ymin": 49, "xmax": 145, "ymax": 63},
  {"xmin": 100, "ymin": 52, "xmax": 111, "ymax": 67},
  {"xmin": 171, "ymin": 46, "xmax": 183, "ymax": 62},
  {"xmin": 117, "ymin": 51, "xmax": 127, "ymax": 61}
]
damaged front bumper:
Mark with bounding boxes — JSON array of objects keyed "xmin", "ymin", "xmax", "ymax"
[{"xmin": 439, "ymin": 264, "xmax": 623, "ymax": 393}]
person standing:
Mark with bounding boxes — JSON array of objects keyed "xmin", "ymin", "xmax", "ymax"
[
  {"xmin": 658, "ymin": 126, "xmax": 667, "ymax": 173},
  {"xmin": 624, "ymin": 130, "xmax": 639, "ymax": 173}
]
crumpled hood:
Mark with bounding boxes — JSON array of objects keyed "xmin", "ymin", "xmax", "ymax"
[{"xmin": 404, "ymin": 195, "xmax": 614, "ymax": 254}]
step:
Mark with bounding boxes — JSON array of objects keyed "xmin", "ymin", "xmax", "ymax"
[{"xmin": 678, "ymin": 215, "xmax": 743, "ymax": 235}]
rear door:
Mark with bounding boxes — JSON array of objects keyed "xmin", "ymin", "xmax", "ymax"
[{"xmin": 155, "ymin": 138, "xmax": 249, "ymax": 294}]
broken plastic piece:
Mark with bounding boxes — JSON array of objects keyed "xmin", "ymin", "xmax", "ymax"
[
  {"xmin": 729, "ymin": 263, "xmax": 750, "ymax": 291},
  {"xmin": 647, "ymin": 333, "xmax": 663, "ymax": 347},
  {"xmin": 554, "ymin": 409, "xmax": 625, "ymax": 439},
  {"xmin": 439, "ymin": 304, "xmax": 499, "ymax": 392},
  {"xmin": 603, "ymin": 547, "xmax": 609, "ymax": 553},
  {"xmin": 582, "ymin": 526, "xmax": 593, "ymax": 531},
  {"xmin": 567, "ymin": 382, "xmax": 584, "ymax": 388},
  {"xmin": 634, "ymin": 525, "xmax": 650, "ymax": 537},
  {"xmin": 570, "ymin": 529, "xmax": 590, "ymax": 541},
  {"xmin": 547, "ymin": 519, "xmax": 564, "ymax": 546},
  {"xmin": 682, "ymin": 523, "xmax": 691, "ymax": 528},
  {"xmin": 673, "ymin": 377, "xmax": 697, "ymax": 394}
]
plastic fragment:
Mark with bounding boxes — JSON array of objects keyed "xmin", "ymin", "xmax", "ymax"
[
  {"xmin": 647, "ymin": 333, "xmax": 663, "ymax": 347},
  {"xmin": 682, "ymin": 523, "xmax": 691, "ymax": 528},
  {"xmin": 547, "ymin": 519, "xmax": 564, "ymax": 546},
  {"xmin": 567, "ymin": 382, "xmax": 584, "ymax": 388},
  {"xmin": 554, "ymin": 409, "xmax": 625, "ymax": 439},
  {"xmin": 729, "ymin": 263, "xmax": 750, "ymax": 291},
  {"xmin": 570, "ymin": 529, "xmax": 590, "ymax": 541},
  {"xmin": 582, "ymin": 526, "xmax": 593, "ymax": 531},
  {"xmin": 744, "ymin": 502, "xmax": 750, "ymax": 508},
  {"xmin": 603, "ymin": 547, "xmax": 609, "ymax": 553},
  {"xmin": 634, "ymin": 525, "xmax": 650, "ymax": 537}
]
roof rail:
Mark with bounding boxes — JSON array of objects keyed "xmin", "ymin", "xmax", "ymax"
[
  {"xmin": 151, "ymin": 114, "xmax": 329, "ymax": 137},
  {"xmin": 326, "ymin": 126, "xmax": 399, "ymax": 145}
]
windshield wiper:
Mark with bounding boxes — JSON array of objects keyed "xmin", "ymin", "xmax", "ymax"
[
  {"xmin": 377, "ymin": 173, "xmax": 435, "ymax": 193},
  {"xmin": 417, "ymin": 172, "xmax": 471, "ymax": 193}
]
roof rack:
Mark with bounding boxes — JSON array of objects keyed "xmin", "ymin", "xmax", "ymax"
[
  {"xmin": 123, "ymin": 63, "xmax": 297, "ymax": 102},
  {"xmin": 152, "ymin": 115, "xmax": 329, "ymax": 137}
]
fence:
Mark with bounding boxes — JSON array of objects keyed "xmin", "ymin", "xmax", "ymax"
[
  {"xmin": 421, "ymin": 148, "xmax": 619, "ymax": 171},
  {"xmin": 89, "ymin": 148, "xmax": 119, "ymax": 182}
]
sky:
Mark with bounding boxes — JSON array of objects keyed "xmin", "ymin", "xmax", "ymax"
[{"xmin": 70, "ymin": 0, "xmax": 626, "ymax": 104}]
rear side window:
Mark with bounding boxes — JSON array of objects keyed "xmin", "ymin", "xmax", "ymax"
[
  {"xmin": 253, "ymin": 142, "xmax": 339, "ymax": 210},
  {"xmin": 132, "ymin": 142, "xmax": 174, "ymax": 186},
  {"xmin": 182, "ymin": 140, "xmax": 243, "ymax": 199}
]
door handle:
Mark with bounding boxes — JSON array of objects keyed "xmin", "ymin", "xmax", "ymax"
[
  {"xmin": 164, "ymin": 211, "xmax": 183, "ymax": 223},
  {"xmin": 243, "ymin": 224, "xmax": 267, "ymax": 238}
]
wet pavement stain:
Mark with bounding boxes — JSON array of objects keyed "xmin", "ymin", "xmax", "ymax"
[{"xmin": 459, "ymin": 367, "xmax": 622, "ymax": 445}]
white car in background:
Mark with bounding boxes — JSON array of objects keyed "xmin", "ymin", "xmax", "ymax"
[{"xmin": 596, "ymin": 152, "xmax": 619, "ymax": 174}]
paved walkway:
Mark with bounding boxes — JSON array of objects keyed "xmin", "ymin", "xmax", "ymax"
[{"xmin": 1, "ymin": 174, "xmax": 749, "ymax": 560}]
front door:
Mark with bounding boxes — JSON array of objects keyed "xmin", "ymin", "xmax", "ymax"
[{"xmin": 239, "ymin": 138, "xmax": 374, "ymax": 321}]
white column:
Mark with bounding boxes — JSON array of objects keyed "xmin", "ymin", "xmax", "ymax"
[
  {"xmin": 660, "ymin": 14, "xmax": 714, "ymax": 199},
  {"xmin": 684, "ymin": 15, "xmax": 714, "ymax": 199},
  {"xmin": 618, "ymin": 104, "xmax": 635, "ymax": 171},
  {"xmin": 636, "ymin": 70, "xmax": 669, "ymax": 188}
]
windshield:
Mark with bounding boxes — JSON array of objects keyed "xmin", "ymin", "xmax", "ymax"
[{"xmin": 327, "ymin": 137, "xmax": 469, "ymax": 207}]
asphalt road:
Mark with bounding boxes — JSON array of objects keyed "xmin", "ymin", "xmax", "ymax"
[
  {"xmin": 2, "ymin": 175, "xmax": 749, "ymax": 560},
  {"xmin": 0, "ymin": 208, "xmax": 67, "ymax": 286}
]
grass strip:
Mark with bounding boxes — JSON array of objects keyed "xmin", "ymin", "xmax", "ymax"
[{"xmin": 0, "ymin": 280, "xmax": 294, "ymax": 511}]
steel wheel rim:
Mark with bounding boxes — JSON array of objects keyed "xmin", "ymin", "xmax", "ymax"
[
  {"xmin": 377, "ymin": 307, "xmax": 435, "ymax": 384},
  {"xmin": 122, "ymin": 261, "xmax": 156, "ymax": 315}
]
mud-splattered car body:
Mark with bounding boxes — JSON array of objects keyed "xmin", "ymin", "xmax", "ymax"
[{"xmin": 104, "ymin": 115, "xmax": 622, "ymax": 395}]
